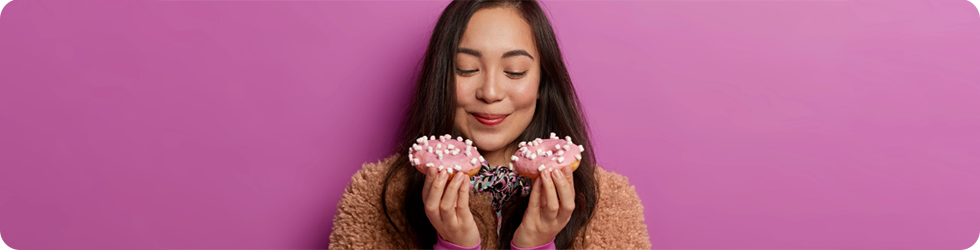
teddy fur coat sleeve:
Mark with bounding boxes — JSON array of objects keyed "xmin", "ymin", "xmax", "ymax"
[{"xmin": 329, "ymin": 154, "xmax": 652, "ymax": 249}]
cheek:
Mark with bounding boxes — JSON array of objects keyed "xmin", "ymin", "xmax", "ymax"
[
  {"xmin": 455, "ymin": 77, "xmax": 475, "ymax": 105},
  {"xmin": 510, "ymin": 78, "xmax": 539, "ymax": 110}
]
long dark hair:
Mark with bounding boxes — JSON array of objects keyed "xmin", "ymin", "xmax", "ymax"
[{"xmin": 381, "ymin": 0, "xmax": 599, "ymax": 249}]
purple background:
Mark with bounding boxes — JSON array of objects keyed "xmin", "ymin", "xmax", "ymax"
[{"xmin": 2, "ymin": 0, "xmax": 980, "ymax": 249}]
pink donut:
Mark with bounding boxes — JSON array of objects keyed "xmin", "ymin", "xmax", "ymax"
[
  {"xmin": 510, "ymin": 133, "xmax": 584, "ymax": 179},
  {"xmin": 408, "ymin": 134, "xmax": 485, "ymax": 177}
]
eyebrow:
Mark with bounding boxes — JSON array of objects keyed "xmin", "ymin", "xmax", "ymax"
[{"xmin": 457, "ymin": 47, "xmax": 534, "ymax": 60}]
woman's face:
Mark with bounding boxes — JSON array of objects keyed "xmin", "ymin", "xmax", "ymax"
[{"xmin": 453, "ymin": 6, "xmax": 540, "ymax": 154}]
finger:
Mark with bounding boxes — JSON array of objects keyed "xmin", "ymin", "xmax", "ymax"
[
  {"xmin": 425, "ymin": 169, "xmax": 448, "ymax": 221},
  {"xmin": 456, "ymin": 175, "xmax": 473, "ymax": 223},
  {"xmin": 526, "ymin": 173, "xmax": 542, "ymax": 215},
  {"xmin": 552, "ymin": 166, "xmax": 576, "ymax": 221},
  {"xmin": 440, "ymin": 171, "xmax": 464, "ymax": 225},
  {"xmin": 541, "ymin": 168, "xmax": 560, "ymax": 220},
  {"xmin": 422, "ymin": 165, "xmax": 437, "ymax": 201}
]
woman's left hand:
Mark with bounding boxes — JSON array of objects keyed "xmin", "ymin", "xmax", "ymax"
[{"xmin": 513, "ymin": 165, "xmax": 576, "ymax": 248}]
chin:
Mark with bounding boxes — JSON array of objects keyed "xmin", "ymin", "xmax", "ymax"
[{"xmin": 470, "ymin": 134, "xmax": 512, "ymax": 152}]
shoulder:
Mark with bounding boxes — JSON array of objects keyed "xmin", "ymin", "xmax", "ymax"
[
  {"xmin": 341, "ymin": 154, "xmax": 402, "ymax": 195},
  {"xmin": 329, "ymin": 154, "xmax": 413, "ymax": 249},
  {"xmin": 577, "ymin": 166, "xmax": 652, "ymax": 249}
]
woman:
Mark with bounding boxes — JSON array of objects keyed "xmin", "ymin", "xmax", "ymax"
[{"xmin": 329, "ymin": 0, "xmax": 650, "ymax": 249}]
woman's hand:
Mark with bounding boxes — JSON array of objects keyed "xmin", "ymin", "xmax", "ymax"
[
  {"xmin": 513, "ymin": 166, "xmax": 576, "ymax": 248},
  {"xmin": 422, "ymin": 166, "xmax": 481, "ymax": 248}
]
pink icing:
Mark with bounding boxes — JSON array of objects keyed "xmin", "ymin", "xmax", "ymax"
[
  {"xmin": 511, "ymin": 134, "xmax": 584, "ymax": 177},
  {"xmin": 409, "ymin": 134, "xmax": 484, "ymax": 175}
]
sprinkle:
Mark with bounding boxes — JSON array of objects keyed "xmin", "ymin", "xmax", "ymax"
[
  {"xmin": 427, "ymin": 147, "xmax": 433, "ymax": 153},
  {"xmin": 511, "ymin": 155, "xmax": 519, "ymax": 161},
  {"xmin": 423, "ymin": 139, "xmax": 428, "ymax": 146},
  {"xmin": 426, "ymin": 163, "xmax": 434, "ymax": 168},
  {"xmin": 550, "ymin": 132, "xmax": 557, "ymax": 139},
  {"xmin": 465, "ymin": 150, "xmax": 471, "ymax": 156},
  {"xmin": 545, "ymin": 150, "xmax": 552, "ymax": 157},
  {"xmin": 551, "ymin": 157, "xmax": 555, "ymax": 161},
  {"xmin": 471, "ymin": 158, "xmax": 478, "ymax": 165},
  {"xmin": 478, "ymin": 156, "xmax": 485, "ymax": 162},
  {"xmin": 437, "ymin": 151, "xmax": 443, "ymax": 160},
  {"xmin": 447, "ymin": 144, "xmax": 454, "ymax": 150},
  {"xmin": 430, "ymin": 136, "xmax": 435, "ymax": 140},
  {"xmin": 453, "ymin": 164, "xmax": 461, "ymax": 171},
  {"xmin": 536, "ymin": 138, "xmax": 543, "ymax": 143},
  {"xmin": 447, "ymin": 168, "xmax": 453, "ymax": 175},
  {"xmin": 440, "ymin": 136, "xmax": 446, "ymax": 142},
  {"xmin": 537, "ymin": 149, "xmax": 545, "ymax": 156},
  {"xmin": 444, "ymin": 134, "xmax": 451, "ymax": 139},
  {"xmin": 529, "ymin": 154, "xmax": 536, "ymax": 160},
  {"xmin": 557, "ymin": 150, "xmax": 564, "ymax": 156},
  {"xmin": 578, "ymin": 145, "xmax": 585, "ymax": 152},
  {"xmin": 414, "ymin": 159, "xmax": 421, "ymax": 166},
  {"xmin": 509, "ymin": 163, "xmax": 514, "ymax": 171},
  {"xmin": 436, "ymin": 143, "xmax": 442, "ymax": 149},
  {"xmin": 416, "ymin": 137, "xmax": 425, "ymax": 144},
  {"xmin": 565, "ymin": 136, "xmax": 573, "ymax": 144},
  {"xmin": 575, "ymin": 154, "xmax": 582, "ymax": 160},
  {"xmin": 452, "ymin": 149, "xmax": 459, "ymax": 155},
  {"xmin": 555, "ymin": 144, "xmax": 561, "ymax": 150},
  {"xmin": 465, "ymin": 139, "xmax": 472, "ymax": 146},
  {"xmin": 414, "ymin": 145, "xmax": 422, "ymax": 151},
  {"xmin": 457, "ymin": 136, "xmax": 463, "ymax": 142},
  {"xmin": 562, "ymin": 144, "xmax": 570, "ymax": 150},
  {"xmin": 538, "ymin": 165, "xmax": 546, "ymax": 172},
  {"xmin": 557, "ymin": 157, "xmax": 564, "ymax": 163},
  {"xmin": 438, "ymin": 165, "xmax": 444, "ymax": 171},
  {"xmin": 519, "ymin": 141, "xmax": 526, "ymax": 147}
]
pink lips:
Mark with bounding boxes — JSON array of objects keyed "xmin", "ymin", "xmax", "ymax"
[{"xmin": 472, "ymin": 113, "xmax": 508, "ymax": 126}]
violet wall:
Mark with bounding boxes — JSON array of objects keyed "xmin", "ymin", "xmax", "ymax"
[{"xmin": 1, "ymin": 0, "xmax": 979, "ymax": 249}]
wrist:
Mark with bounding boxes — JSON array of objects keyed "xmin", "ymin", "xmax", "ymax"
[
  {"xmin": 437, "ymin": 232, "xmax": 480, "ymax": 248},
  {"xmin": 511, "ymin": 228, "xmax": 554, "ymax": 249},
  {"xmin": 511, "ymin": 236, "xmax": 554, "ymax": 250}
]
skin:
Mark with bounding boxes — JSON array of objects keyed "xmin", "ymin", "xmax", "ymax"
[{"xmin": 422, "ymin": 6, "xmax": 576, "ymax": 248}]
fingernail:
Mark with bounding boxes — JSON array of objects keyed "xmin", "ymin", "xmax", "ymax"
[
  {"xmin": 563, "ymin": 166, "xmax": 572, "ymax": 177},
  {"xmin": 542, "ymin": 169, "xmax": 551, "ymax": 179},
  {"xmin": 554, "ymin": 168, "xmax": 563, "ymax": 179},
  {"xmin": 439, "ymin": 170, "xmax": 447, "ymax": 180}
]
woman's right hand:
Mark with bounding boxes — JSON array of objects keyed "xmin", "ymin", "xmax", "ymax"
[{"xmin": 422, "ymin": 166, "xmax": 481, "ymax": 248}]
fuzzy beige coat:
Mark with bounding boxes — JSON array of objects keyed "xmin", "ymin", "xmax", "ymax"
[{"xmin": 329, "ymin": 154, "xmax": 651, "ymax": 249}]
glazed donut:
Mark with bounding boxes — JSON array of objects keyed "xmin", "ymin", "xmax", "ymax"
[
  {"xmin": 408, "ymin": 134, "xmax": 485, "ymax": 177},
  {"xmin": 510, "ymin": 132, "xmax": 584, "ymax": 179}
]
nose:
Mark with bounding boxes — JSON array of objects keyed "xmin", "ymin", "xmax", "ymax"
[{"xmin": 475, "ymin": 69, "xmax": 505, "ymax": 104}]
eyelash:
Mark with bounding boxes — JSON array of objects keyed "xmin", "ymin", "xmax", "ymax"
[{"xmin": 455, "ymin": 68, "xmax": 527, "ymax": 77}]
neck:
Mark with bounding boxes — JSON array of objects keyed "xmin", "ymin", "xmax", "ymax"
[{"xmin": 480, "ymin": 141, "xmax": 520, "ymax": 167}]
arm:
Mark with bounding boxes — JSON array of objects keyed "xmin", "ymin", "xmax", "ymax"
[
  {"xmin": 329, "ymin": 156, "xmax": 407, "ymax": 249},
  {"xmin": 435, "ymin": 235, "xmax": 557, "ymax": 250},
  {"xmin": 581, "ymin": 167, "xmax": 652, "ymax": 249}
]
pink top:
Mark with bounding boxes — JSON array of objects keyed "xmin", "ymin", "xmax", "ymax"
[{"xmin": 434, "ymin": 236, "xmax": 556, "ymax": 250}]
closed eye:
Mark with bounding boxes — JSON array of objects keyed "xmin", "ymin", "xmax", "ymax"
[
  {"xmin": 456, "ymin": 68, "xmax": 478, "ymax": 75},
  {"xmin": 506, "ymin": 71, "xmax": 527, "ymax": 77}
]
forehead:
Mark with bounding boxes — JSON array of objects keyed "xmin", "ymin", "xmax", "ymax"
[{"xmin": 459, "ymin": 7, "xmax": 537, "ymax": 57}]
